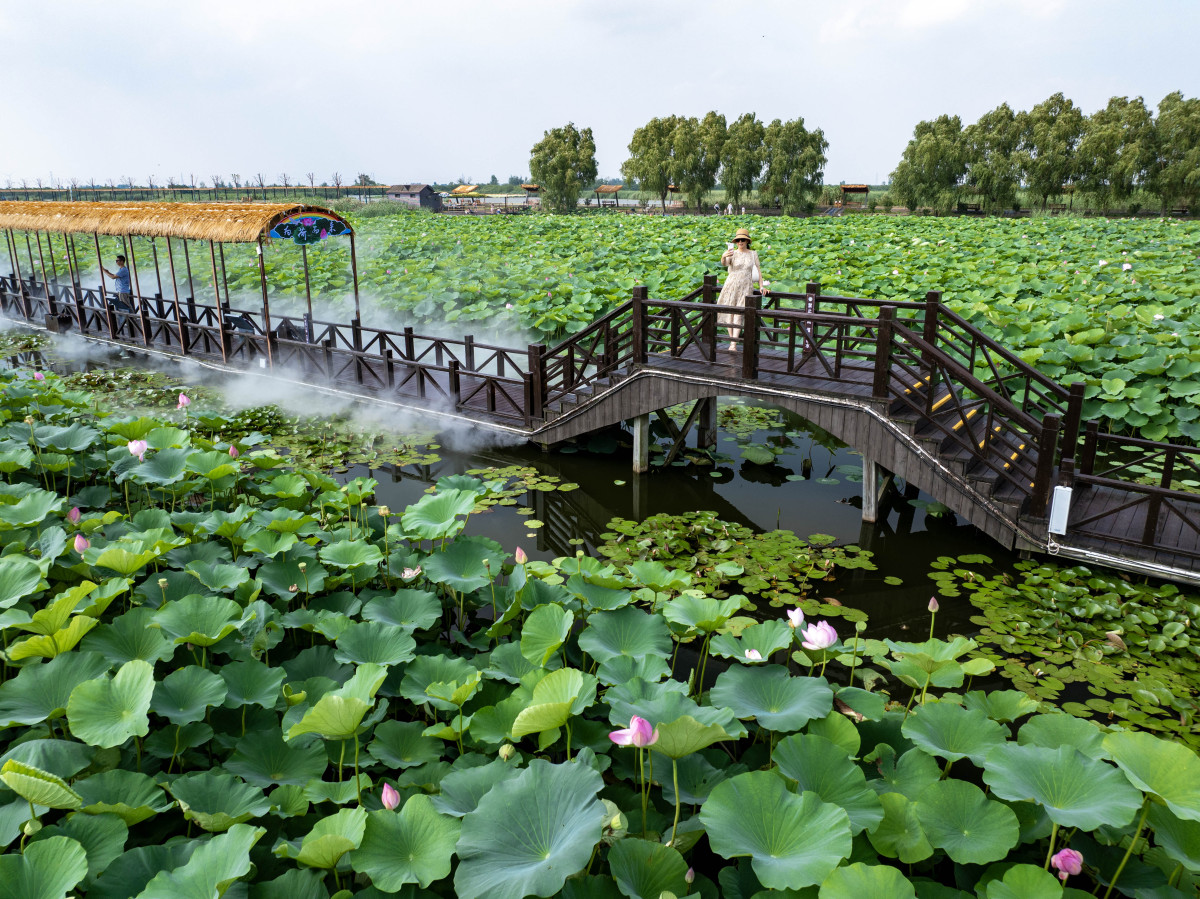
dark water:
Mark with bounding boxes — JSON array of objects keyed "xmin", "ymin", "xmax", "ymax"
[{"xmin": 357, "ymin": 403, "xmax": 1018, "ymax": 641}]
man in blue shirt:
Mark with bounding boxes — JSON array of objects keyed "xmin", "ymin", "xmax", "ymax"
[{"xmin": 101, "ymin": 255, "xmax": 133, "ymax": 311}]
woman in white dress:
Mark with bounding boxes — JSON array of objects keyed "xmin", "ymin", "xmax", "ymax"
[{"xmin": 717, "ymin": 227, "xmax": 766, "ymax": 350}]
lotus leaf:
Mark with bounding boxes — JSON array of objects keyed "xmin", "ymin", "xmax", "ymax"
[
  {"xmin": 154, "ymin": 595, "xmax": 246, "ymax": 646},
  {"xmin": 150, "ymin": 665, "xmax": 227, "ymax": 725},
  {"xmin": 0, "ymin": 740, "xmax": 94, "ymax": 781},
  {"xmin": 818, "ymin": 862, "xmax": 917, "ymax": 899},
  {"xmin": 429, "ymin": 759, "xmax": 520, "ymax": 817},
  {"xmin": 709, "ymin": 619, "xmax": 794, "ymax": 662},
  {"xmin": 608, "ymin": 837, "xmax": 691, "ymax": 899},
  {"xmin": 983, "ymin": 863, "xmax": 1064, "ymax": 899},
  {"xmin": 66, "ymin": 660, "xmax": 155, "ymax": 749},
  {"xmin": 0, "ymin": 556, "xmax": 45, "ymax": 607},
  {"xmin": 577, "ymin": 605, "xmax": 671, "ymax": 664},
  {"xmin": 0, "ymin": 760, "xmax": 82, "ymax": 810},
  {"xmin": 225, "ymin": 729, "xmax": 328, "ymax": 787},
  {"xmin": 912, "ymin": 779, "xmax": 1019, "ymax": 864},
  {"xmin": 31, "ymin": 811, "xmax": 128, "ymax": 888},
  {"xmin": 169, "ymin": 771, "xmax": 270, "ymax": 833},
  {"xmin": 1017, "ymin": 714, "xmax": 1106, "ymax": 759},
  {"xmin": 287, "ymin": 663, "xmax": 387, "ymax": 741},
  {"xmin": 0, "ymin": 835, "xmax": 89, "ymax": 899},
  {"xmin": 74, "ymin": 770, "xmax": 173, "ymax": 825},
  {"xmin": 512, "ymin": 667, "xmax": 596, "ymax": 740},
  {"xmin": 351, "ymin": 797, "xmax": 460, "ymax": 889},
  {"xmin": 520, "ymin": 603, "xmax": 574, "ymax": 667},
  {"xmin": 360, "ymin": 588, "xmax": 441, "ymax": 631},
  {"xmin": 867, "ymin": 791, "xmax": 934, "ymax": 863},
  {"xmin": 710, "ymin": 666, "xmax": 833, "ymax": 733},
  {"xmin": 401, "ymin": 489, "xmax": 478, "ymax": 541},
  {"xmin": 662, "ymin": 594, "xmax": 741, "ymax": 633},
  {"xmin": 901, "ymin": 700, "xmax": 1007, "ymax": 764},
  {"xmin": 773, "ymin": 734, "xmax": 883, "ymax": 833},
  {"xmin": 333, "ymin": 621, "xmax": 417, "ymax": 667},
  {"xmin": 220, "ymin": 659, "xmax": 287, "ymax": 709},
  {"xmin": 368, "ymin": 720, "xmax": 444, "ymax": 769},
  {"xmin": 700, "ymin": 771, "xmax": 852, "ymax": 890},
  {"xmin": 8, "ymin": 614, "xmax": 98, "ymax": 661},
  {"xmin": 280, "ymin": 806, "xmax": 366, "ymax": 869},
  {"xmin": 135, "ymin": 823, "xmax": 265, "ymax": 899}
]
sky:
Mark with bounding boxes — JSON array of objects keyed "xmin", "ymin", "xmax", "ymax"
[{"xmin": 2, "ymin": 0, "xmax": 1196, "ymax": 189}]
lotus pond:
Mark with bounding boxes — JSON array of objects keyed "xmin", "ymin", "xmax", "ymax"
[{"xmin": 4, "ymin": 362, "xmax": 1200, "ymax": 899}]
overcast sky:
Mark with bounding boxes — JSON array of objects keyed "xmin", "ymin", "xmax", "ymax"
[{"xmin": 3, "ymin": 0, "xmax": 1196, "ymax": 189}]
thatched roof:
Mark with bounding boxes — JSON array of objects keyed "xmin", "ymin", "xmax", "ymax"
[
  {"xmin": 594, "ymin": 185, "xmax": 623, "ymax": 194},
  {"xmin": 0, "ymin": 201, "xmax": 353, "ymax": 243},
  {"xmin": 450, "ymin": 185, "xmax": 478, "ymax": 196}
]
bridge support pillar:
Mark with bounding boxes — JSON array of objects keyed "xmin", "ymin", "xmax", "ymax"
[
  {"xmin": 632, "ymin": 414, "xmax": 650, "ymax": 473},
  {"xmin": 862, "ymin": 458, "xmax": 895, "ymax": 524},
  {"xmin": 697, "ymin": 398, "xmax": 717, "ymax": 450}
]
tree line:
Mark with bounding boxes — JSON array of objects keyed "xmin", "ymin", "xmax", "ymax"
[
  {"xmin": 891, "ymin": 91, "xmax": 1200, "ymax": 215},
  {"xmin": 529, "ymin": 113, "xmax": 828, "ymax": 215}
]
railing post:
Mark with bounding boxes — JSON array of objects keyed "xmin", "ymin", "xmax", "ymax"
[
  {"xmin": 527, "ymin": 343, "xmax": 546, "ymax": 420},
  {"xmin": 464, "ymin": 335, "xmax": 475, "ymax": 371},
  {"xmin": 448, "ymin": 360, "xmax": 461, "ymax": 408},
  {"xmin": 139, "ymin": 300, "xmax": 152, "ymax": 347},
  {"xmin": 187, "ymin": 295, "xmax": 197, "ymax": 324},
  {"xmin": 804, "ymin": 280, "xmax": 821, "ymax": 359},
  {"xmin": 701, "ymin": 273, "xmax": 718, "ymax": 304},
  {"xmin": 632, "ymin": 285, "xmax": 648, "ymax": 365},
  {"xmin": 1030, "ymin": 413, "xmax": 1061, "ymax": 518},
  {"xmin": 322, "ymin": 339, "xmax": 334, "ymax": 379},
  {"xmin": 403, "ymin": 326, "xmax": 416, "ymax": 360},
  {"xmin": 872, "ymin": 306, "xmax": 896, "ymax": 399},
  {"xmin": 1078, "ymin": 421, "xmax": 1099, "ymax": 476},
  {"xmin": 922, "ymin": 290, "xmax": 940, "ymax": 368},
  {"xmin": 1141, "ymin": 447, "xmax": 1177, "ymax": 545},
  {"xmin": 1059, "ymin": 382, "xmax": 1086, "ymax": 461},
  {"xmin": 741, "ymin": 291, "xmax": 760, "ymax": 380},
  {"xmin": 384, "ymin": 350, "xmax": 395, "ymax": 388},
  {"xmin": 351, "ymin": 318, "xmax": 364, "ymax": 384},
  {"xmin": 522, "ymin": 372, "xmax": 534, "ymax": 428}
]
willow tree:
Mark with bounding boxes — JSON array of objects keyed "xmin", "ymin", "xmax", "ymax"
[
  {"xmin": 759, "ymin": 118, "xmax": 828, "ymax": 215},
  {"xmin": 529, "ymin": 123, "xmax": 598, "ymax": 214},
  {"xmin": 720, "ymin": 113, "xmax": 766, "ymax": 207},
  {"xmin": 622, "ymin": 116, "xmax": 681, "ymax": 212},
  {"xmin": 1017, "ymin": 93, "xmax": 1085, "ymax": 210},
  {"xmin": 1077, "ymin": 96, "xmax": 1156, "ymax": 213},
  {"xmin": 890, "ymin": 114, "xmax": 968, "ymax": 214},
  {"xmin": 1149, "ymin": 91, "xmax": 1200, "ymax": 213},
  {"xmin": 965, "ymin": 103, "xmax": 1022, "ymax": 212}
]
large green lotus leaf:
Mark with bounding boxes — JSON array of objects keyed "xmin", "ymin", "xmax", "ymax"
[
  {"xmin": 258, "ymin": 555, "xmax": 328, "ymax": 600},
  {"xmin": 867, "ymin": 792, "xmax": 933, "ymax": 863},
  {"xmin": 245, "ymin": 869, "xmax": 330, "ymax": 899},
  {"xmin": 653, "ymin": 715, "xmax": 734, "ymax": 760},
  {"xmin": 220, "ymin": 659, "xmax": 286, "ymax": 710},
  {"xmin": 34, "ymin": 423, "xmax": 99, "ymax": 452},
  {"xmin": 302, "ymin": 774, "xmax": 373, "ymax": 807},
  {"xmin": 596, "ymin": 654, "xmax": 671, "ymax": 687},
  {"xmin": 225, "ymin": 729, "xmax": 328, "ymax": 788},
  {"xmin": 607, "ymin": 678, "xmax": 746, "ymax": 740},
  {"xmin": 900, "ymin": 701, "xmax": 1007, "ymax": 764},
  {"xmin": 512, "ymin": 668, "xmax": 596, "ymax": 739},
  {"xmin": 576, "ymin": 606, "xmax": 671, "ymax": 665},
  {"xmin": 870, "ymin": 746, "xmax": 942, "ymax": 800},
  {"xmin": 0, "ymin": 760, "xmax": 82, "ymax": 810},
  {"xmin": 74, "ymin": 770, "xmax": 173, "ymax": 825},
  {"xmin": 184, "ymin": 450, "xmax": 238, "ymax": 481},
  {"xmin": 241, "ymin": 530, "xmax": 298, "ymax": 558},
  {"xmin": 661, "ymin": 594, "xmax": 742, "ymax": 633},
  {"xmin": 168, "ymin": 771, "xmax": 270, "ymax": 833},
  {"xmin": 0, "ymin": 651, "xmax": 110, "ymax": 726},
  {"xmin": 709, "ymin": 619, "xmax": 794, "ymax": 662},
  {"xmin": 88, "ymin": 843, "xmax": 196, "ymax": 899},
  {"xmin": 8, "ymin": 615, "xmax": 98, "ymax": 661},
  {"xmin": 80, "ymin": 608, "xmax": 174, "ymax": 665},
  {"xmin": 710, "ymin": 666, "xmax": 833, "ymax": 733},
  {"xmin": 318, "ymin": 540, "xmax": 384, "ymax": 571},
  {"xmin": 1018, "ymin": 713, "xmax": 1106, "ymax": 760},
  {"xmin": 563, "ymin": 572, "xmax": 632, "ymax": 611},
  {"xmin": 368, "ymin": 720, "xmax": 444, "ymax": 769},
  {"xmin": 351, "ymin": 797, "xmax": 460, "ymax": 889},
  {"xmin": 0, "ymin": 740, "xmax": 93, "ymax": 782},
  {"xmin": 32, "ymin": 811, "xmax": 128, "ymax": 889},
  {"xmin": 982, "ymin": 744, "xmax": 1142, "ymax": 830},
  {"xmin": 136, "ymin": 823, "xmax": 265, "ymax": 899},
  {"xmin": 521, "ymin": 603, "xmax": 574, "ymax": 667},
  {"xmin": 66, "ymin": 660, "xmax": 155, "ymax": 749},
  {"xmin": 609, "ymin": 838, "xmax": 690, "ymax": 899},
  {"xmin": 983, "ymin": 863, "xmax": 1064, "ymax": 899},
  {"xmin": 150, "ymin": 665, "xmax": 227, "ymax": 725},
  {"xmin": 429, "ymin": 759, "xmax": 520, "ymax": 817},
  {"xmin": 88, "ymin": 547, "xmax": 161, "ymax": 578},
  {"xmin": 154, "ymin": 595, "xmax": 246, "ymax": 646},
  {"xmin": 333, "ymin": 621, "xmax": 417, "ymax": 667},
  {"xmin": 1148, "ymin": 804, "xmax": 1200, "ymax": 872},
  {"xmin": 0, "ymin": 835, "xmax": 88, "ymax": 899},
  {"xmin": 360, "ymin": 588, "xmax": 441, "ymax": 632},
  {"xmin": 700, "ymin": 772, "xmax": 852, "ymax": 890},
  {"xmin": 0, "ymin": 556, "xmax": 45, "ymax": 607},
  {"xmin": 912, "ymin": 779, "xmax": 1019, "ymax": 865},
  {"xmin": 818, "ymin": 862, "xmax": 917, "ymax": 899},
  {"xmin": 285, "ymin": 807, "xmax": 367, "ymax": 869},
  {"xmin": 0, "ymin": 446, "xmax": 34, "ymax": 474},
  {"xmin": 287, "ymin": 663, "xmax": 387, "ymax": 741},
  {"xmin": 130, "ymin": 448, "xmax": 190, "ymax": 486},
  {"xmin": 1104, "ymin": 731, "xmax": 1200, "ymax": 821},
  {"xmin": 0, "ymin": 490, "xmax": 64, "ymax": 528},
  {"xmin": 625, "ymin": 561, "xmax": 691, "ymax": 594},
  {"xmin": 142, "ymin": 426, "xmax": 190, "ymax": 450},
  {"xmin": 482, "ymin": 641, "xmax": 540, "ymax": 683},
  {"xmin": 422, "ymin": 540, "xmax": 493, "ymax": 594},
  {"xmin": 400, "ymin": 489, "xmax": 478, "ymax": 541},
  {"xmin": 455, "ymin": 759, "xmax": 604, "ymax": 899},
  {"xmin": 399, "ymin": 654, "xmax": 478, "ymax": 711},
  {"xmin": 961, "ymin": 690, "xmax": 1041, "ymax": 724},
  {"xmin": 185, "ymin": 560, "xmax": 251, "ymax": 593},
  {"xmin": 773, "ymin": 734, "xmax": 883, "ymax": 834}
]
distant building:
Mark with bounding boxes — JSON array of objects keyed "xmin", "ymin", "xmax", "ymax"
[{"xmin": 385, "ymin": 184, "xmax": 442, "ymax": 212}]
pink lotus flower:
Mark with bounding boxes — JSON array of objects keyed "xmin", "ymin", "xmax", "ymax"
[
  {"xmin": 73, "ymin": 533, "xmax": 89, "ymax": 553},
  {"xmin": 127, "ymin": 439, "xmax": 148, "ymax": 462},
  {"xmin": 1122, "ymin": 263, "xmax": 1132, "ymax": 271},
  {"xmin": 609, "ymin": 715, "xmax": 658, "ymax": 747},
  {"xmin": 801, "ymin": 620, "xmax": 838, "ymax": 651},
  {"xmin": 229, "ymin": 445, "xmax": 240, "ymax": 458},
  {"xmin": 381, "ymin": 783, "xmax": 400, "ymax": 810},
  {"xmin": 176, "ymin": 393, "xmax": 190, "ymax": 410},
  {"xmin": 744, "ymin": 648, "xmax": 763, "ymax": 661},
  {"xmin": 505, "ymin": 303, "xmax": 514, "ymax": 309},
  {"xmin": 67, "ymin": 507, "xmax": 81, "ymax": 524},
  {"xmin": 514, "ymin": 547, "xmax": 527, "ymax": 564},
  {"xmin": 1051, "ymin": 848, "xmax": 1083, "ymax": 881},
  {"xmin": 786, "ymin": 607, "xmax": 804, "ymax": 629},
  {"xmin": 33, "ymin": 372, "xmax": 44, "ymax": 381},
  {"xmin": 401, "ymin": 566, "xmax": 422, "ymax": 581}
]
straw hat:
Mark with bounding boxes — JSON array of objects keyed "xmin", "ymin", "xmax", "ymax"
[{"xmin": 732, "ymin": 228, "xmax": 752, "ymax": 246}]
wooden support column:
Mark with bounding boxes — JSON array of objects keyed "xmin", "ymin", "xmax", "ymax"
[
  {"xmin": 166, "ymin": 238, "xmax": 189, "ymax": 355},
  {"xmin": 861, "ymin": 458, "xmax": 895, "ymax": 524},
  {"xmin": 632, "ymin": 413, "xmax": 650, "ymax": 473},
  {"xmin": 697, "ymin": 397, "xmax": 717, "ymax": 450},
  {"xmin": 256, "ymin": 238, "xmax": 274, "ymax": 368}
]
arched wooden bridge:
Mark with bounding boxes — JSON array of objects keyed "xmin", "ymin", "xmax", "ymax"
[{"xmin": 3, "ymin": 270, "xmax": 1199, "ymax": 585}]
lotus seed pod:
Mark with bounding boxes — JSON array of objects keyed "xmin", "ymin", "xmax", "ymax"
[{"xmin": 498, "ymin": 743, "xmax": 516, "ymax": 761}]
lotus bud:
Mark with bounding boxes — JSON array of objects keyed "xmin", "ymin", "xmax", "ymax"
[
  {"xmin": 176, "ymin": 392, "xmax": 191, "ymax": 410},
  {"xmin": 229, "ymin": 444, "xmax": 240, "ymax": 459},
  {"xmin": 1051, "ymin": 847, "xmax": 1083, "ymax": 881},
  {"xmin": 685, "ymin": 867, "xmax": 695, "ymax": 884},
  {"xmin": 21, "ymin": 819, "xmax": 42, "ymax": 836},
  {"xmin": 67, "ymin": 506, "xmax": 81, "ymax": 524},
  {"xmin": 928, "ymin": 596, "xmax": 939, "ymax": 613},
  {"xmin": 498, "ymin": 743, "xmax": 516, "ymax": 761},
  {"xmin": 33, "ymin": 371, "xmax": 45, "ymax": 381},
  {"xmin": 73, "ymin": 533, "xmax": 90, "ymax": 554},
  {"xmin": 514, "ymin": 546, "xmax": 528, "ymax": 564},
  {"xmin": 380, "ymin": 782, "xmax": 400, "ymax": 810}
]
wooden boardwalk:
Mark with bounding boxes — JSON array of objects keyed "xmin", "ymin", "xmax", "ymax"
[{"xmin": 3, "ymin": 272, "xmax": 1199, "ymax": 585}]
